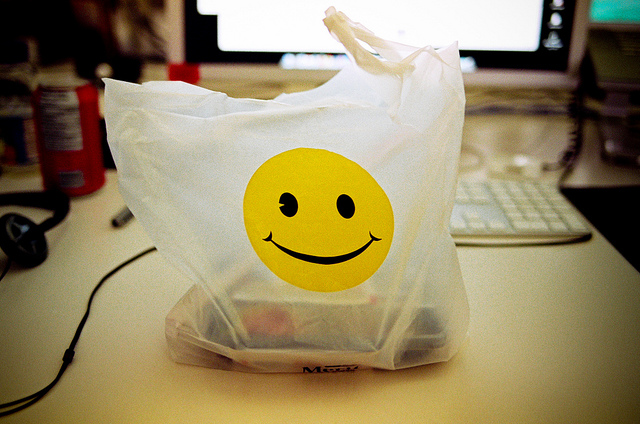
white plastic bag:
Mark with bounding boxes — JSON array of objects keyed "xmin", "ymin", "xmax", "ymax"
[{"xmin": 104, "ymin": 7, "xmax": 468, "ymax": 372}]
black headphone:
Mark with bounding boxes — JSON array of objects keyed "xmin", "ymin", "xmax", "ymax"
[{"xmin": 0, "ymin": 190, "xmax": 70, "ymax": 268}]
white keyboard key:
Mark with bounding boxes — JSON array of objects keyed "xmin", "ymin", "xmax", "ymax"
[
  {"xmin": 468, "ymin": 221, "xmax": 487, "ymax": 231},
  {"xmin": 524, "ymin": 210, "xmax": 542, "ymax": 220},
  {"xmin": 464, "ymin": 210, "xmax": 481, "ymax": 220},
  {"xmin": 566, "ymin": 217, "xmax": 589, "ymax": 232},
  {"xmin": 528, "ymin": 220, "xmax": 550, "ymax": 232},
  {"xmin": 488, "ymin": 220, "xmax": 508, "ymax": 231},
  {"xmin": 450, "ymin": 219, "xmax": 467, "ymax": 231},
  {"xmin": 512, "ymin": 220, "xmax": 533, "ymax": 231},
  {"xmin": 549, "ymin": 221, "xmax": 569, "ymax": 232},
  {"xmin": 544, "ymin": 211, "xmax": 561, "ymax": 220}
]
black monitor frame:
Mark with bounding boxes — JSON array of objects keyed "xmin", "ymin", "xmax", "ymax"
[{"xmin": 184, "ymin": 0, "xmax": 576, "ymax": 72}]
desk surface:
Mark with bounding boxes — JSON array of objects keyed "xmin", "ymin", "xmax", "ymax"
[
  {"xmin": 2, "ymin": 103, "xmax": 640, "ymax": 423},
  {"xmin": 1, "ymin": 173, "xmax": 639, "ymax": 423}
]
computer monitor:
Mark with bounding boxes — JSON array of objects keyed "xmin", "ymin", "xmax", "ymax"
[
  {"xmin": 586, "ymin": 0, "xmax": 640, "ymax": 93},
  {"xmin": 584, "ymin": 0, "xmax": 640, "ymax": 165},
  {"xmin": 590, "ymin": 0, "xmax": 640, "ymax": 28},
  {"xmin": 166, "ymin": 0, "xmax": 591, "ymax": 91}
]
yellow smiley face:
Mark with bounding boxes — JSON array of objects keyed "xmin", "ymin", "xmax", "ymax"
[{"xmin": 243, "ymin": 148, "xmax": 394, "ymax": 292}]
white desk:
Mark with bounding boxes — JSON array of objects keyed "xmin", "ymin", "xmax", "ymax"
[{"xmin": 1, "ymin": 111, "xmax": 640, "ymax": 423}]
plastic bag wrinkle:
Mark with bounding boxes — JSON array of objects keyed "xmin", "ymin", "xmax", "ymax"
[{"xmin": 105, "ymin": 8, "xmax": 469, "ymax": 373}]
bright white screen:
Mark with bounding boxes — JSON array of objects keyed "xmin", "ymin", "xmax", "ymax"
[{"xmin": 197, "ymin": 0, "xmax": 544, "ymax": 53}]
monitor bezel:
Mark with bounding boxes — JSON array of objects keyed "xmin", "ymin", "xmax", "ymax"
[{"xmin": 185, "ymin": 0, "xmax": 575, "ymax": 70}]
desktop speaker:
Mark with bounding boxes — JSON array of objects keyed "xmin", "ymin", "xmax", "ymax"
[{"xmin": 0, "ymin": 190, "xmax": 69, "ymax": 268}]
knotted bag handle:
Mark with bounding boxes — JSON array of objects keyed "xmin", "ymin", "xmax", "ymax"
[{"xmin": 323, "ymin": 7, "xmax": 416, "ymax": 76}]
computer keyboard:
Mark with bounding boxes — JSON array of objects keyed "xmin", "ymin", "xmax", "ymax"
[{"xmin": 450, "ymin": 180, "xmax": 592, "ymax": 245}]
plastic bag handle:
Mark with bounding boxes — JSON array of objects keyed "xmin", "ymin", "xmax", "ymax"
[{"xmin": 323, "ymin": 7, "xmax": 414, "ymax": 76}]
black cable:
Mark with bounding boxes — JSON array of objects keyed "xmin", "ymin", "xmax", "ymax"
[
  {"xmin": 0, "ymin": 258, "xmax": 11, "ymax": 283},
  {"xmin": 542, "ymin": 83, "xmax": 585, "ymax": 177},
  {"xmin": 561, "ymin": 82, "xmax": 585, "ymax": 178},
  {"xmin": 0, "ymin": 246, "xmax": 157, "ymax": 417}
]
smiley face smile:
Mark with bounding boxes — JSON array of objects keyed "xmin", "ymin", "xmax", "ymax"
[{"xmin": 263, "ymin": 232, "xmax": 381, "ymax": 265}]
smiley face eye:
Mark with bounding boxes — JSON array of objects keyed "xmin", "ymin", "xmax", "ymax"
[
  {"xmin": 337, "ymin": 194, "xmax": 355, "ymax": 219},
  {"xmin": 279, "ymin": 192, "xmax": 298, "ymax": 217}
]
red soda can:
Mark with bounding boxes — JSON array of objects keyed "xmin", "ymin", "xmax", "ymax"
[{"xmin": 33, "ymin": 82, "xmax": 105, "ymax": 196}]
